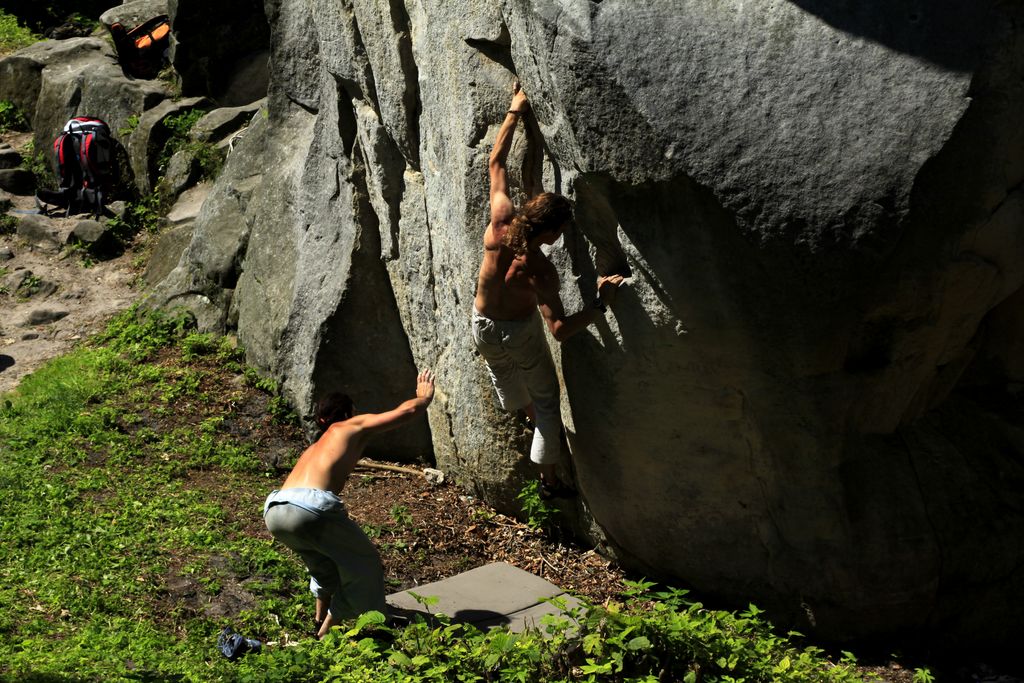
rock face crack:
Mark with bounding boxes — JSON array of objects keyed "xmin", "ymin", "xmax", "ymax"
[
  {"xmin": 346, "ymin": 6, "xmax": 381, "ymax": 117},
  {"xmin": 387, "ymin": 0, "xmax": 422, "ymax": 169}
]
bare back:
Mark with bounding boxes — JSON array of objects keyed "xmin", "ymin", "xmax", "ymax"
[
  {"xmin": 280, "ymin": 422, "xmax": 368, "ymax": 494},
  {"xmin": 474, "ymin": 222, "xmax": 545, "ymax": 320},
  {"xmin": 278, "ymin": 371, "xmax": 434, "ymax": 494}
]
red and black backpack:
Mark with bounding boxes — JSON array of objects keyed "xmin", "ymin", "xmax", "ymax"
[{"xmin": 36, "ymin": 117, "xmax": 115, "ymax": 217}]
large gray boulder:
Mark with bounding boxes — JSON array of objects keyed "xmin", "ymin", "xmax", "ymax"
[
  {"xmin": 0, "ymin": 36, "xmax": 170, "ymax": 163},
  {"xmin": 151, "ymin": 0, "xmax": 1024, "ymax": 649},
  {"xmin": 99, "ymin": 0, "xmax": 170, "ymax": 30},
  {"xmin": 0, "ymin": 38, "xmax": 108, "ymax": 127},
  {"xmin": 16, "ymin": 214, "xmax": 62, "ymax": 251}
]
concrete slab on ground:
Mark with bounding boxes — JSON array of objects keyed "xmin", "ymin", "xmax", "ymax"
[{"xmin": 386, "ymin": 562, "xmax": 581, "ymax": 632}]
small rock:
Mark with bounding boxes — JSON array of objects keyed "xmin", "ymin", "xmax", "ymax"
[
  {"xmin": 0, "ymin": 246, "xmax": 13, "ymax": 261},
  {"xmin": 4, "ymin": 269, "xmax": 30, "ymax": 292},
  {"xmin": 105, "ymin": 201, "xmax": 128, "ymax": 219},
  {"xmin": 21, "ymin": 332, "xmax": 39, "ymax": 341},
  {"xmin": 29, "ymin": 280, "xmax": 58, "ymax": 299},
  {"xmin": 0, "ymin": 168, "xmax": 35, "ymax": 196},
  {"xmin": 144, "ymin": 222, "xmax": 195, "ymax": 284},
  {"xmin": 69, "ymin": 219, "xmax": 107, "ymax": 243},
  {"xmin": 68, "ymin": 219, "xmax": 121, "ymax": 257},
  {"xmin": 162, "ymin": 149, "xmax": 202, "ymax": 199},
  {"xmin": 16, "ymin": 215, "xmax": 62, "ymax": 251},
  {"xmin": 5, "ymin": 269, "xmax": 56, "ymax": 299},
  {"xmin": 0, "ymin": 144, "xmax": 22, "ymax": 170},
  {"xmin": 166, "ymin": 184, "xmax": 210, "ymax": 225},
  {"xmin": 25, "ymin": 308, "xmax": 69, "ymax": 325},
  {"xmin": 60, "ymin": 288, "xmax": 87, "ymax": 301},
  {"xmin": 190, "ymin": 101, "xmax": 265, "ymax": 143},
  {"xmin": 423, "ymin": 468, "xmax": 446, "ymax": 484}
]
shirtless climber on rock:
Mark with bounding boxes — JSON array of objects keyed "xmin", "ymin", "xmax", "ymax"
[{"xmin": 472, "ymin": 81, "xmax": 624, "ymax": 498}]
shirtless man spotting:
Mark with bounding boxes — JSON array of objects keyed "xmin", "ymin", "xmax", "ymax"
[
  {"xmin": 263, "ymin": 370, "xmax": 434, "ymax": 638},
  {"xmin": 472, "ymin": 83, "xmax": 623, "ymax": 496}
]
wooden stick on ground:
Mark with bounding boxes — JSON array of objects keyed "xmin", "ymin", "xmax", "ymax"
[{"xmin": 354, "ymin": 460, "xmax": 423, "ymax": 477}]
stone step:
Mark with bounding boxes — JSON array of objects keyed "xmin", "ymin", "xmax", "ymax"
[{"xmin": 386, "ymin": 562, "xmax": 581, "ymax": 633}]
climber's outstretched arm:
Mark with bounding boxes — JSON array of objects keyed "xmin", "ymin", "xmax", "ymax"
[
  {"xmin": 489, "ymin": 82, "xmax": 530, "ymax": 233},
  {"xmin": 538, "ymin": 273, "xmax": 626, "ymax": 342}
]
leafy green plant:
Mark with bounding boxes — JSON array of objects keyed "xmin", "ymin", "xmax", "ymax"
[
  {"xmin": 158, "ymin": 109, "xmax": 204, "ymax": 173},
  {"xmin": 118, "ymin": 113, "xmax": 140, "ymax": 138},
  {"xmin": 0, "ymin": 214, "xmax": 17, "ymax": 235},
  {"xmin": 17, "ymin": 273, "xmax": 42, "ymax": 297},
  {"xmin": 389, "ymin": 504, "xmax": 414, "ymax": 529},
  {"xmin": 63, "ymin": 241, "xmax": 96, "ymax": 267},
  {"xmin": 192, "ymin": 139, "xmax": 226, "ymax": 180},
  {"xmin": 268, "ymin": 394, "xmax": 298, "ymax": 425},
  {"xmin": 157, "ymin": 65, "xmax": 182, "ymax": 98},
  {"xmin": 151, "ymin": 108, "xmax": 227, "ymax": 185},
  {"xmin": 0, "ymin": 99, "xmax": 29, "ymax": 133},
  {"xmin": 407, "ymin": 591, "xmax": 440, "ymax": 615},
  {"xmin": 517, "ymin": 478, "xmax": 555, "ymax": 531},
  {"xmin": 241, "ymin": 369, "xmax": 298, "ymax": 424},
  {"xmin": 106, "ymin": 191, "xmax": 165, "ymax": 241},
  {"xmin": 244, "ymin": 366, "xmax": 277, "ymax": 393},
  {"xmin": 178, "ymin": 331, "xmax": 218, "ymax": 361},
  {"xmin": 64, "ymin": 11, "xmax": 100, "ymax": 33},
  {"xmin": 0, "ymin": 10, "xmax": 38, "ymax": 55},
  {"xmin": 21, "ymin": 140, "xmax": 57, "ymax": 191},
  {"xmin": 913, "ymin": 667, "xmax": 936, "ymax": 683}
]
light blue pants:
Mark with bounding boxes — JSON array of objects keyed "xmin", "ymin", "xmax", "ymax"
[
  {"xmin": 472, "ymin": 307, "xmax": 562, "ymax": 465},
  {"xmin": 263, "ymin": 488, "xmax": 386, "ymax": 620}
]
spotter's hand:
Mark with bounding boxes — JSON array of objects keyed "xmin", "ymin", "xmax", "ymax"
[{"xmin": 416, "ymin": 369, "xmax": 435, "ymax": 403}]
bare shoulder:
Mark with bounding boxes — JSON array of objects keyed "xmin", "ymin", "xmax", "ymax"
[
  {"xmin": 326, "ymin": 419, "xmax": 362, "ymax": 436},
  {"xmin": 483, "ymin": 222, "xmax": 503, "ymax": 251}
]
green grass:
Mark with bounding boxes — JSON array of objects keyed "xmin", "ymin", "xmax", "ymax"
[
  {"xmin": 0, "ymin": 10, "xmax": 38, "ymax": 56},
  {"xmin": 0, "ymin": 308, "xmax": 877, "ymax": 682},
  {"xmin": 0, "ymin": 214, "xmax": 17, "ymax": 235},
  {"xmin": 0, "ymin": 307, "xmax": 307, "ymax": 681}
]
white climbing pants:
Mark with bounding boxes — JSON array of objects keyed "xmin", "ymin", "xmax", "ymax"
[
  {"xmin": 471, "ymin": 307, "xmax": 562, "ymax": 465},
  {"xmin": 263, "ymin": 488, "xmax": 386, "ymax": 619}
]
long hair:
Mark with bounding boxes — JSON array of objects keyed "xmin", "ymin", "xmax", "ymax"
[
  {"xmin": 502, "ymin": 192, "xmax": 572, "ymax": 256},
  {"xmin": 315, "ymin": 392, "xmax": 354, "ymax": 429}
]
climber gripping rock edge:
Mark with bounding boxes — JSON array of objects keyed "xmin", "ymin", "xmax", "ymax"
[{"xmin": 472, "ymin": 80, "xmax": 624, "ymax": 499}]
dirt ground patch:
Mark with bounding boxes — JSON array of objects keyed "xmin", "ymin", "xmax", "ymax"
[{"xmin": 1, "ymin": 130, "xmax": 147, "ymax": 395}]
